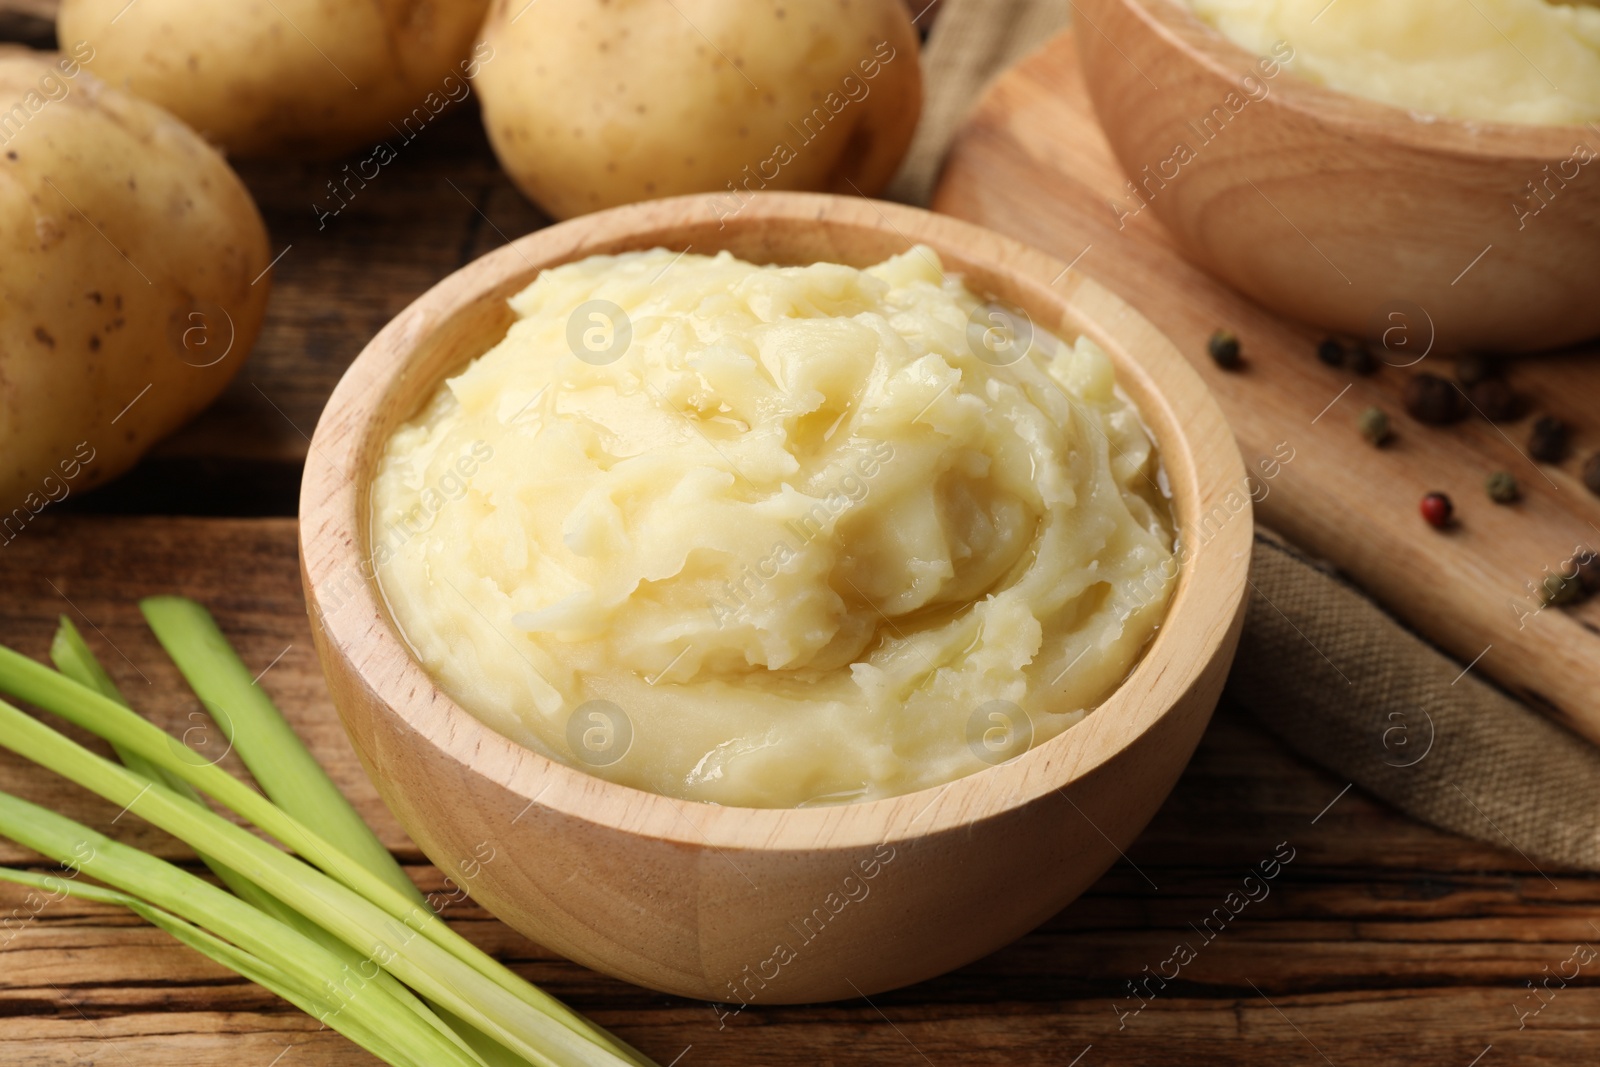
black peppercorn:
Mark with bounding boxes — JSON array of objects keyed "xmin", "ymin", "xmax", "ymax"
[
  {"xmin": 1467, "ymin": 378, "xmax": 1521, "ymax": 422},
  {"xmin": 1207, "ymin": 329, "xmax": 1242, "ymax": 370},
  {"xmin": 1455, "ymin": 353, "xmax": 1502, "ymax": 387},
  {"xmin": 1315, "ymin": 337, "xmax": 1376, "ymax": 375},
  {"xmin": 1577, "ymin": 551, "xmax": 1600, "ymax": 596},
  {"xmin": 1529, "ymin": 415, "xmax": 1570, "ymax": 463},
  {"xmin": 1403, "ymin": 373, "xmax": 1466, "ymax": 425},
  {"xmin": 1584, "ymin": 452, "xmax": 1600, "ymax": 496},
  {"xmin": 1344, "ymin": 341, "xmax": 1376, "ymax": 376}
]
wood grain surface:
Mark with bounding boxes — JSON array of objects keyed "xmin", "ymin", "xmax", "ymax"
[
  {"xmin": 2, "ymin": 9, "xmax": 1598, "ymax": 1064},
  {"xmin": 7, "ymin": 516, "xmax": 1600, "ymax": 1066},
  {"xmin": 933, "ymin": 29, "xmax": 1600, "ymax": 743}
]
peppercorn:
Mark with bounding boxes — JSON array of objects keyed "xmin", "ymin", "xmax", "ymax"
[
  {"xmin": 1547, "ymin": 553, "xmax": 1598, "ymax": 607},
  {"xmin": 1420, "ymin": 491, "xmax": 1453, "ymax": 529},
  {"xmin": 1542, "ymin": 573, "xmax": 1583, "ymax": 607},
  {"xmin": 1529, "ymin": 415, "xmax": 1570, "ymax": 463},
  {"xmin": 1207, "ymin": 329, "xmax": 1242, "ymax": 370},
  {"xmin": 1485, "ymin": 471, "xmax": 1519, "ymax": 504},
  {"xmin": 1316, "ymin": 337, "xmax": 1344, "ymax": 367},
  {"xmin": 1357, "ymin": 406, "xmax": 1391, "ymax": 446},
  {"xmin": 1455, "ymin": 353, "xmax": 1502, "ymax": 387},
  {"xmin": 1345, "ymin": 341, "xmax": 1376, "ymax": 375},
  {"xmin": 1577, "ymin": 552, "xmax": 1600, "ymax": 596},
  {"xmin": 1403, "ymin": 373, "xmax": 1466, "ymax": 425},
  {"xmin": 1583, "ymin": 452, "xmax": 1600, "ymax": 496},
  {"xmin": 1467, "ymin": 378, "xmax": 1521, "ymax": 421}
]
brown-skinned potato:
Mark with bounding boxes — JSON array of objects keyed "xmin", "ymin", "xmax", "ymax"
[
  {"xmin": 57, "ymin": 0, "xmax": 493, "ymax": 158},
  {"xmin": 476, "ymin": 0, "xmax": 923, "ymax": 220},
  {"xmin": 0, "ymin": 50, "xmax": 270, "ymax": 519}
]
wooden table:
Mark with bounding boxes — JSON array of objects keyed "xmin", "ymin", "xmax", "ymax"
[{"xmin": 4, "ymin": 40, "xmax": 1599, "ymax": 1067}]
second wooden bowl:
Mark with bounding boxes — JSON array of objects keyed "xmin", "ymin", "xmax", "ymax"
[
  {"xmin": 1075, "ymin": 0, "xmax": 1600, "ymax": 353},
  {"xmin": 299, "ymin": 192, "xmax": 1250, "ymax": 1002}
]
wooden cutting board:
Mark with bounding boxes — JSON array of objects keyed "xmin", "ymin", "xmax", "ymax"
[{"xmin": 934, "ymin": 29, "xmax": 1600, "ymax": 741}]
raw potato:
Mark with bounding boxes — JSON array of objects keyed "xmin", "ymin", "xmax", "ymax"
[
  {"xmin": 56, "ymin": 0, "xmax": 493, "ymax": 158},
  {"xmin": 477, "ymin": 0, "xmax": 923, "ymax": 220},
  {"xmin": 0, "ymin": 50, "xmax": 270, "ymax": 516}
]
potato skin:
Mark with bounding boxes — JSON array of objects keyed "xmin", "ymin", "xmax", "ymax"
[
  {"xmin": 477, "ymin": 0, "xmax": 923, "ymax": 220},
  {"xmin": 0, "ymin": 51, "xmax": 270, "ymax": 517},
  {"xmin": 57, "ymin": 0, "xmax": 493, "ymax": 158}
]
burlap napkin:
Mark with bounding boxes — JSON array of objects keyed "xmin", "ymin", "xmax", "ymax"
[
  {"xmin": 1237, "ymin": 530, "xmax": 1600, "ymax": 869},
  {"xmin": 895, "ymin": 0, "xmax": 1600, "ymax": 872}
]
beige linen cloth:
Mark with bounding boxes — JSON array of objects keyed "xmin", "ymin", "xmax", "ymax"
[{"xmin": 893, "ymin": 0, "xmax": 1600, "ymax": 871}]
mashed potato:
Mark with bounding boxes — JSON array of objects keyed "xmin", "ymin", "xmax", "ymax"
[
  {"xmin": 370, "ymin": 248, "xmax": 1175, "ymax": 807},
  {"xmin": 1190, "ymin": 0, "xmax": 1600, "ymax": 125}
]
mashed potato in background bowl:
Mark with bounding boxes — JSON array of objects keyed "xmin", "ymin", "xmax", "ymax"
[
  {"xmin": 371, "ymin": 247, "xmax": 1176, "ymax": 808},
  {"xmin": 1189, "ymin": 0, "xmax": 1600, "ymax": 126}
]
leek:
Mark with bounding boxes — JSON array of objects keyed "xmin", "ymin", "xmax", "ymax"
[
  {"xmin": 50, "ymin": 618, "xmax": 501, "ymax": 1065},
  {"xmin": 0, "ymin": 793, "xmax": 485, "ymax": 1067},
  {"xmin": 0, "ymin": 674, "xmax": 644, "ymax": 1067},
  {"xmin": 0, "ymin": 865, "xmax": 426, "ymax": 1067},
  {"xmin": 139, "ymin": 596, "xmax": 415, "ymax": 900},
  {"xmin": 128, "ymin": 603, "xmax": 538, "ymax": 1067},
  {"xmin": 51, "ymin": 617, "xmax": 292, "ymax": 916}
]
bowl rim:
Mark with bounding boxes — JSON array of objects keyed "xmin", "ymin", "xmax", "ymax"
[
  {"xmin": 1116, "ymin": 0, "xmax": 1596, "ymax": 160},
  {"xmin": 299, "ymin": 191, "xmax": 1251, "ymax": 852}
]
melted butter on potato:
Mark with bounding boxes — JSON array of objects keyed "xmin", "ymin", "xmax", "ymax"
[{"xmin": 372, "ymin": 248, "xmax": 1176, "ymax": 807}]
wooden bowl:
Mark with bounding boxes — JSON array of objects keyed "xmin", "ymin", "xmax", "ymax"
[
  {"xmin": 1074, "ymin": 0, "xmax": 1600, "ymax": 353},
  {"xmin": 299, "ymin": 192, "xmax": 1250, "ymax": 1003}
]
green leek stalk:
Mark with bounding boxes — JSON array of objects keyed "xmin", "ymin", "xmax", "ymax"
[
  {"xmin": 0, "ymin": 659, "xmax": 644, "ymax": 1067},
  {"xmin": 125, "ymin": 604, "xmax": 535, "ymax": 1067},
  {"xmin": 0, "ymin": 865, "xmax": 427, "ymax": 1067},
  {"xmin": 0, "ymin": 696, "xmax": 626, "ymax": 1067},
  {"xmin": 49, "ymin": 618, "xmax": 498, "ymax": 1066},
  {"xmin": 50, "ymin": 618, "xmax": 298, "ymax": 916},
  {"xmin": 0, "ymin": 792, "xmax": 485, "ymax": 1067},
  {"xmin": 138, "ymin": 597, "xmax": 415, "ymax": 900}
]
